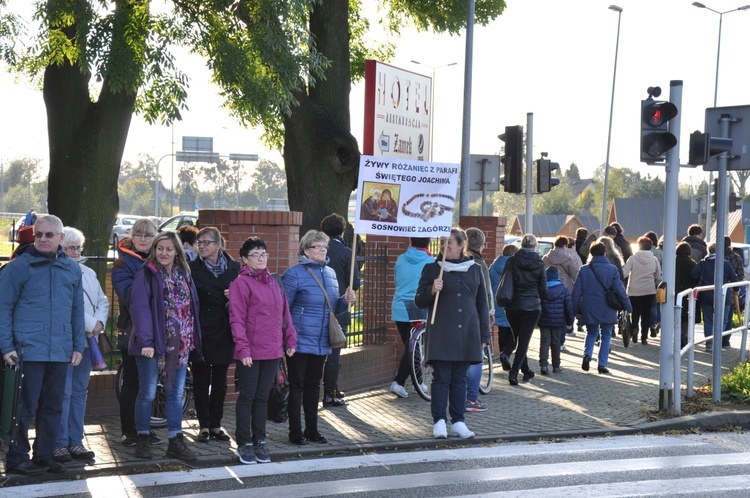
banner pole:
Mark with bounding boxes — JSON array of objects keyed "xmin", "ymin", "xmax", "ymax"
[
  {"xmin": 348, "ymin": 231, "xmax": 357, "ymax": 308},
  {"xmin": 430, "ymin": 240, "xmax": 448, "ymax": 324}
]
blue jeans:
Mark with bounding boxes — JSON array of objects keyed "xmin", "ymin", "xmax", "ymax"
[
  {"xmin": 466, "ymin": 363, "xmax": 481, "ymax": 402},
  {"xmin": 5, "ymin": 361, "xmax": 68, "ymax": 468},
  {"xmin": 700, "ymin": 304, "xmax": 732, "ymax": 344},
  {"xmin": 584, "ymin": 323, "xmax": 614, "ymax": 367},
  {"xmin": 430, "ymin": 360, "xmax": 469, "ymax": 424},
  {"xmin": 56, "ymin": 346, "xmax": 93, "ymax": 447},
  {"xmin": 135, "ymin": 356, "xmax": 187, "ymax": 439}
]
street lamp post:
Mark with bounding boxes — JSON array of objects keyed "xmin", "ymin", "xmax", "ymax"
[
  {"xmin": 411, "ymin": 60, "xmax": 458, "ymax": 161},
  {"xmin": 600, "ymin": 5, "xmax": 623, "ymax": 233},
  {"xmin": 692, "ymin": 2, "xmax": 750, "ymax": 241}
]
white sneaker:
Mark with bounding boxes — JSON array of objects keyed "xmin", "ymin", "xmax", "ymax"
[
  {"xmin": 433, "ymin": 419, "xmax": 447, "ymax": 439},
  {"xmin": 390, "ymin": 381, "xmax": 409, "ymax": 398},
  {"xmin": 451, "ymin": 421, "xmax": 475, "ymax": 439},
  {"xmin": 417, "ymin": 383, "xmax": 428, "ymax": 394}
]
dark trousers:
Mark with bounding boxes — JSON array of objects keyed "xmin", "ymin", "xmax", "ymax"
[
  {"xmin": 191, "ymin": 361, "xmax": 229, "ymax": 430},
  {"xmin": 499, "ymin": 324, "xmax": 530, "ymax": 372},
  {"xmin": 630, "ymin": 294, "xmax": 655, "ymax": 341},
  {"xmin": 506, "ymin": 309, "xmax": 541, "ymax": 374},
  {"xmin": 430, "ymin": 360, "xmax": 470, "ymax": 424},
  {"xmin": 286, "ymin": 353, "xmax": 326, "ymax": 440},
  {"xmin": 118, "ymin": 349, "xmax": 139, "ymax": 437},
  {"xmin": 6, "ymin": 361, "xmax": 68, "ymax": 468},
  {"xmin": 235, "ymin": 359, "xmax": 277, "ymax": 446},
  {"xmin": 394, "ymin": 321, "xmax": 413, "ymax": 386},
  {"xmin": 323, "ymin": 325, "xmax": 347, "ymax": 396}
]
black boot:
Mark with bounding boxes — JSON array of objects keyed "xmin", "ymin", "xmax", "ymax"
[
  {"xmin": 134, "ymin": 434, "xmax": 152, "ymax": 460},
  {"xmin": 166, "ymin": 433, "xmax": 197, "ymax": 462},
  {"xmin": 508, "ymin": 370, "xmax": 519, "ymax": 386}
]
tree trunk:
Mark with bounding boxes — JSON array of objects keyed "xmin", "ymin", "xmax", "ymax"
[{"xmin": 283, "ymin": 0, "xmax": 360, "ymax": 235}]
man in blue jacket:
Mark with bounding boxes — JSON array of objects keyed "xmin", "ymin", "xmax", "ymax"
[{"xmin": 0, "ymin": 215, "xmax": 85, "ymax": 475}]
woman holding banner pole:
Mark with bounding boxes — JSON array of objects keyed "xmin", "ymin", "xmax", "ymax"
[{"xmin": 414, "ymin": 228, "xmax": 490, "ymax": 440}]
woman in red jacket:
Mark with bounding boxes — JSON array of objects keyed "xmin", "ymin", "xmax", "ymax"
[{"xmin": 229, "ymin": 237, "xmax": 297, "ymax": 465}]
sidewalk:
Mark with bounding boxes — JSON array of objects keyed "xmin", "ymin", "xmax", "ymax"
[{"xmin": 2, "ymin": 327, "xmax": 750, "ymax": 483}]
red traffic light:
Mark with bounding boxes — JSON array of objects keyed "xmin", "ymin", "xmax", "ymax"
[
  {"xmin": 640, "ymin": 99, "xmax": 678, "ymax": 163},
  {"xmin": 643, "ymin": 102, "xmax": 678, "ymax": 127}
]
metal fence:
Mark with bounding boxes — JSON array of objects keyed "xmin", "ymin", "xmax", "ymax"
[{"xmin": 349, "ymin": 242, "xmax": 389, "ymax": 347}]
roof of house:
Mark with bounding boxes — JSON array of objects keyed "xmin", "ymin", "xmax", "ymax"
[
  {"xmin": 570, "ymin": 178, "xmax": 595, "ymax": 199},
  {"xmin": 608, "ymin": 198, "xmax": 698, "ymax": 242},
  {"xmin": 511, "ymin": 214, "xmax": 570, "ymax": 236}
]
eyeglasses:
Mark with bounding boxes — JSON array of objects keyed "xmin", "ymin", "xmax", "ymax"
[
  {"xmin": 246, "ymin": 251, "xmax": 269, "ymax": 259},
  {"xmin": 133, "ymin": 233, "xmax": 154, "ymax": 239},
  {"xmin": 34, "ymin": 231, "xmax": 58, "ymax": 239},
  {"xmin": 196, "ymin": 240, "xmax": 217, "ymax": 246},
  {"xmin": 309, "ymin": 244, "xmax": 328, "ymax": 251},
  {"xmin": 63, "ymin": 245, "xmax": 82, "ymax": 252}
]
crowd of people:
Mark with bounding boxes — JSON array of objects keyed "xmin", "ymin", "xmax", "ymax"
[
  {"xmin": 1, "ymin": 213, "xmax": 745, "ymax": 472},
  {"xmin": 0, "ymin": 212, "xmax": 359, "ymax": 474}
]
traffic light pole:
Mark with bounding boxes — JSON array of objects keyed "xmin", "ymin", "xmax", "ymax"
[
  {"xmin": 711, "ymin": 113, "xmax": 731, "ymax": 404},
  {"xmin": 659, "ymin": 80, "xmax": 682, "ymax": 412},
  {"xmin": 525, "ymin": 112, "xmax": 534, "ymax": 234}
]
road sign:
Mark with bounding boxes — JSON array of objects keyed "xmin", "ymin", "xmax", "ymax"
[
  {"xmin": 469, "ymin": 155, "xmax": 501, "ymax": 192},
  {"xmin": 182, "ymin": 136, "xmax": 213, "ymax": 153}
]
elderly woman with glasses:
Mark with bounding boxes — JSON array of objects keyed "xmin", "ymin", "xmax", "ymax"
[
  {"xmin": 229, "ymin": 237, "xmax": 297, "ymax": 464},
  {"xmin": 111, "ymin": 218, "xmax": 160, "ymax": 448},
  {"xmin": 129, "ymin": 231, "xmax": 202, "ymax": 462},
  {"xmin": 52, "ymin": 227, "xmax": 109, "ymax": 464},
  {"xmin": 282, "ymin": 230, "xmax": 356, "ymax": 446},
  {"xmin": 188, "ymin": 227, "xmax": 241, "ymax": 444}
]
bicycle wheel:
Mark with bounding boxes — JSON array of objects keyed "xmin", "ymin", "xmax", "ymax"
[
  {"xmin": 479, "ymin": 339, "xmax": 493, "ymax": 395},
  {"xmin": 410, "ymin": 325, "xmax": 432, "ymax": 401}
]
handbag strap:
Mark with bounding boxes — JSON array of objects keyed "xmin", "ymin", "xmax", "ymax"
[
  {"xmin": 305, "ymin": 267, "xmax": 335, "ymax": 313},
  {"xmin": 588, "ymin": 264, "xmax": 612, "ymax": 292}
]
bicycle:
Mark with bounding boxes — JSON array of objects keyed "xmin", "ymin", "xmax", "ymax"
[
  {"xmin": 409, "ymin": 321, "xmax": 433, "ymax": 401},
  {"xmin": 479, "ymin": 336, "xmax": 493, "ymax": 395},
  {"xmin": 115, "ymin": 360, "xmax": 193, "ymax": 428}
]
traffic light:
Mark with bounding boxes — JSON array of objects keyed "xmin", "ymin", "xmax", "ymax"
[
  {"xmin": 688, "ymin": 130, "xmax": 733, "ymax": 166},
  {"xmin": 711, "ymin": 179, "xmax": 718, "ymax": 214},
  {"xmin": 729, "ymin": 192, "xmax": 741, "ymax": 213},
  {"xmin": 640, "ymin": 87, "xmax": 678, "ymax": 164},
  {"xmin": 499, "ymin": 125, "xmax": 523, "ymax": 194},
  {"xmin": 537, "ymin": 158, "xmax": 560, "ymax": 193}
]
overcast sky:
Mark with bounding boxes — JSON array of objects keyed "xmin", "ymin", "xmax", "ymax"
[{"xmin": 2, "ymin": 0, "xmax": 748, "ymax": 192}]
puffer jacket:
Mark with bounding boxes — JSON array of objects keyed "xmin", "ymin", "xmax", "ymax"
[
  {"xmin": 0, "ymin": 245, "xmax": 85, "ymax": 361},
  {"xmin": 573, "ymin": 256, "xmax": 632, "ymax": 325},
  {"xmin": 506, "ymin": 249, "xmax": 546, "ymax": 311},
  {"xmin": 78, "ymin": 258, "xmax": 110, "ymax": 338},
  {"xmin": 622, "ymin": 249, "xmax": 661, "ymax": 297},
  {"xmin": 283, "ymin": 256, "xmax": 348, "ymax": 356},
  {"xmin": 488, "ymin": 254, "xmax": 510, "ymax": 327},
  {"xmin": 229, "ymin": 266, "xmax": 296, "ymax": 361},
  {"xmin": 538, "ymin": 280, "xmax": 574, "ymax": 329}
]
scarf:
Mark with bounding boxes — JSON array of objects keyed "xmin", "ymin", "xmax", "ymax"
[
  {"xmin": 157, "ymin": 264, "xmax": 195, "ymax": 391},
  {"xmin": 438, "ymin": 258, "xmax": 475, "ymax": 273},
  {"xmin": 203, "ymin": 251, "xmax": 228, "ymax": 278}
]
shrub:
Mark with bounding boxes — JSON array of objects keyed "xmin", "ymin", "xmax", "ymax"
[{"xmin": 721, "ymin": 360, "xmax": 750, "ymax": 402}]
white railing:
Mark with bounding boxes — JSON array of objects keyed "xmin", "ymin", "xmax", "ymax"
[{"xmin": 673, "ymin": 280, "xmax": 750, "ymax": 415}]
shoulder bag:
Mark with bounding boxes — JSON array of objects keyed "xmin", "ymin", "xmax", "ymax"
[
  {"xmin": 305, "ymin": 268, "xmax": 347, "ymax": 349},
  {"xmin": 590, "ymin": 264, "xmax": 625, "ymax": 311},
  {"xmin": 267, "ymin": 356, "xmax": 290, "ymax": 423},
  {"xmin": 496, "ymin": 257, "xmax": 514, "ymax": 308}
]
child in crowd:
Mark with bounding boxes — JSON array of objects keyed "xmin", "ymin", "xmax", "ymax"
[{"xmin": 538, "ymin": 266, "xmax": 574, "ymax": 374}]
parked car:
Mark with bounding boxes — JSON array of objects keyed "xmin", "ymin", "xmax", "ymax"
[
  {"xmin": 511, "ymin": 236, "xmax": 555, "ymax": 258},
  {"xmin": 111, "ymin": 214, "xmax": 143, "ymax": 246},
  {"xmin": 158, "ymin": 212, "xmax": 198, "ymax": 232}
]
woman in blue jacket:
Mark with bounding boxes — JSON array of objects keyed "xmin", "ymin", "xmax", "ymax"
[
  {"xmin": 282, "ymin": 230, "xmax": 355, "ymax": 445},
  {"xmin": 488, "ymin": 244, "xmax": 519, "ymax": 371},
  {"xmin": 573, "ymin": 241, "xmax": 632, "ymax": 374}
]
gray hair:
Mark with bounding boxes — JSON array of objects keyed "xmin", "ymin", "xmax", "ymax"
[
  {"xmin": 62, "ymin": 226, "xmax": 85, "ymax": 246},
  {"xmin": 34, "ymin": 214, "xmax": 63, "ymax": 234}
]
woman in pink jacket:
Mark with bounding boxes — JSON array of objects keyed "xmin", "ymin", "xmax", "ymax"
[{"xmin": 229, "ymin": 237, "xmax": 296, "ymax": 465}]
